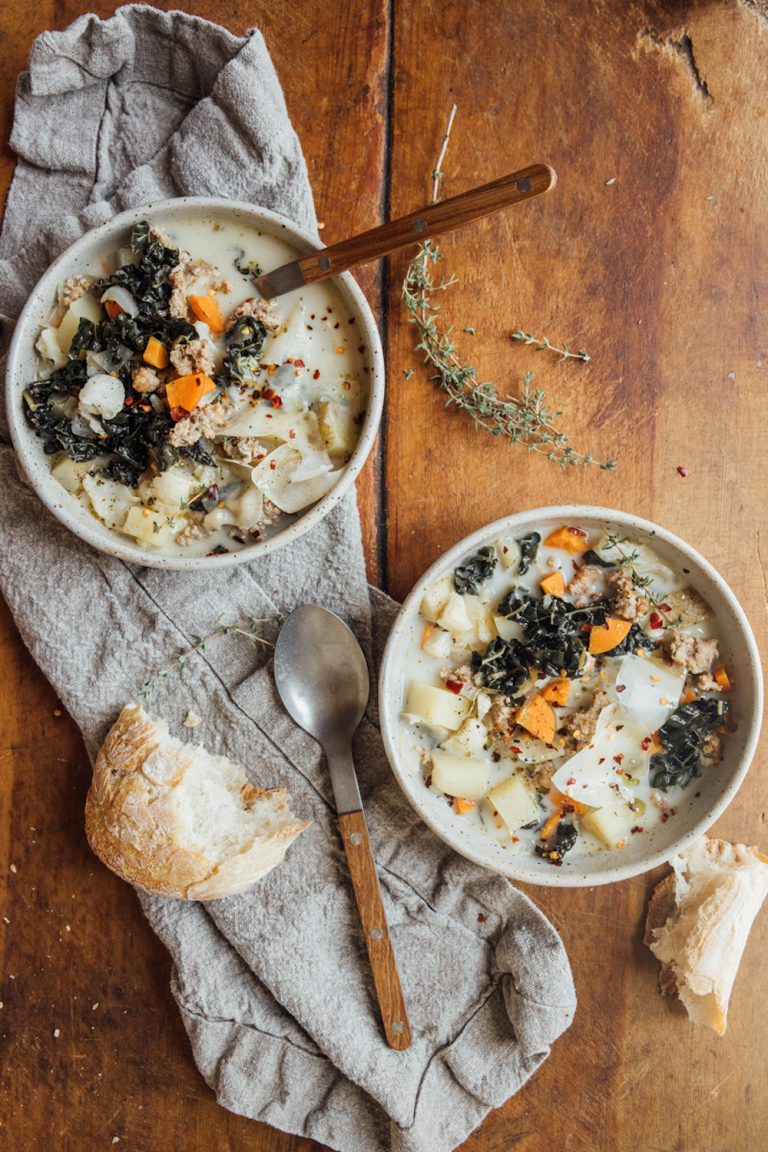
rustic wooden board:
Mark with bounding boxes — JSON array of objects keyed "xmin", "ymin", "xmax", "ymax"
[{"xmin": 2, "ymin": 1, "xmax": 767, "ymax": 1150}]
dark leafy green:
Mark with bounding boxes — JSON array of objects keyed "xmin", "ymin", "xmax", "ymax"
[
  {"xmin": 516, "ymin": 531, "xmax": 541, "ymax": 576},
  {"xmin": 471, "ymin": 637, "xmax": 530, "ymax": 697},
  {"xmin": 609, "ymin": 622, "xmax": 657, "ymax": 657},
  {"xmin": 535, "ymin": 821, "xmax": 578, "ymax": 864},
  {"xmin": 223, "ymin": 315, "xmax": 268, "ymax": 380},
  {"xmin": 582, "ymin": 549, "xmax": 616, "ymax": 569},
  {"xmin": 495, "ymin": 589, "xmax": 607, "ymax": 679},
  {"xmin": 24, "ymin": 400, "xmax": 104, "ymax": 461},
  {"xmin": 454, "ymin": 546, "xmax": 497, "ymax": 594},
  {"xmin": 650, "ymin": 698, "xmax": 729, "ymax": 791}
]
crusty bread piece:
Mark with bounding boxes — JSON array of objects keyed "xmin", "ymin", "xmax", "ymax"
[
  {"xmin": 644, "ymin": 837, "xmax": 768, "ymax": 1034},
  {"xmin": 85, "ymin": 703, "xmax": 309, "ymax": 900}
]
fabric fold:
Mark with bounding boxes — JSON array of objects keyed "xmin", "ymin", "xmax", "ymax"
[{"xmin": 0, "ymin": 8, "xmax": 576, "ymax": 1151}]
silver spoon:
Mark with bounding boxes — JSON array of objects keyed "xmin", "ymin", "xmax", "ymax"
[{"xmin": 273, "ymin": 604, "xmax": 412, "ymax": 1050}]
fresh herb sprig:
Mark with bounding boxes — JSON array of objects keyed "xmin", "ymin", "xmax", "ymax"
[
  {"xmin": 139, "ymin": 615, "xmax": 282, "ymax": 700},
  {"xmin": 402, "ymin": 107, "xmax": 615, "ymax": 471},
  {"xmin": 511, "ymin": 330, "xmax": 591, "ymax": 363}
]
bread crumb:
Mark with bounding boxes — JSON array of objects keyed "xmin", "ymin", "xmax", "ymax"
[
  {"xmin": 65, "ymin": 924, "xmax": 71, "ymax": 932},
  {"xmin": 92, "ymin": 1002, "xmax": 99, "ymax": 1011},
  {"xmin": 53, "ymin": 708, "xmax": 62, "ymax": 717},
  {"xmin": 183, "ymin": 710, "xmax": 202, "ymax": 729},
  {"xmin": 53, "ymin": 1028, "xmax": 60, "ymax": 1039},
  {"xmin": 9, "ymin": 863, "xmax": 16, "ymax": 873}
]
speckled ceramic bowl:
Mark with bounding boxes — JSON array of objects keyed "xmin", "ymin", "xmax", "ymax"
[
  {"xmin": 379, "ymin": 506, "xmax": 764, "ymax": 887},
  {"xmin": 5, "ymin": 197, "xmax": 384, "ymax": 570}
]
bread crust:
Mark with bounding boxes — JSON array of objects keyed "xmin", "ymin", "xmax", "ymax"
[
  {"xmin": 644, "ymin": 836, "xmax": 768, "ymax": 1033},
  {"xmin": 85, "ymin": 704, "xmax": 309, "ymax": 900}
]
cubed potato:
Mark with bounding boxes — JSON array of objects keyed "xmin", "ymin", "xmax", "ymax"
[
  {"xmin": 430, "ymin": 751, "xmax": 490, "ymax": 801},
  {"xmin": 581, "ymin": 803, "xmax": 635, "ymax": 848},
  {"xmin": 486, "ymin": 773, "xmax": 540, "ymax": 834},
  {"xmin": 493, "ymin": 614, "xmax": 523, "ymax": 643},
  {"xmin": 122, "ymin": 504, "xmax": 176, "ymax": 547},
  {"xmin": 82, "ymin": 474, "xmax": 138, "ymax": 531},
  {"xmin": 437, "ymin": 591, "xmax": 473, "ymax": 636},
  {"xmin": 51, "ymin": 456, "xmax": 97, "ymax": 493},
  {"xmin": 420, "ymin": 624, "xmax": 452, "ymax": 660},
  {"xmin": 420, "ymin": 573, "xmax": 453, "ymax": 623},
  {"xmin": 404, "ymin": 682, "xmax": 470, "ymax": 730},
  {"xmin": 315, "ymin": 398, "xmax": 355, "ymax": 458}
]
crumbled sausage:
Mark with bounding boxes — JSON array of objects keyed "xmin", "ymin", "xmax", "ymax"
[
  {"xmin": 694, "ymin": 671, "xmax": 721, "ymax": 694},
  {"xmin": 59, "ymin": 275, "xmax": 93, "ymax": 308},
  {"xmin": 664, "ymin": 629, "xmax": 719, "ymax": 674},
  {"xmin": 488, "ymin": 694, "xmax": 515, "ymax": 735},
  {"xmin": 220, "ymin": 437, "xmax": 266, "ymax": 466},
  {"xmin": 168, "ymin": 400, "xmax": 231, "ymax": 447},
  {"xmin": 605, "ymin": 569, "xmax": 649, "ymax": 621},
  {"xmin": 439, "ymin": 664, "xmax": 474, "ymax": 687},
  {"xmin": 175, "ymin": 514, "xmax": 209, "ymax": 547},
  {"xmin": 170, "ymin": 338, "xmax": 216, "ymax": 376},
  {"xmin": 560, "ymin": 689, "xmax": 610, "ymax": 750},
  {"xmin": 226, "ymin": 297, "xmax": 282, "ymax": 332},
  {"xmin": 131, "ymin": 365, "xmax": 163, "ymax": 394},
  {"xmin": 567, "ymin": 565, "xmax": 602, "ymax": 607},
  {"xmin": 524, "ymin": 760, "xmax": 558, "ymax": 794},
  {"xmin": 701, "ymin": 731, "xmax": 722, "ymax": 765},
  {"xmin": 168, "ymin": 257, "xmax": 218, "ymax": 319}
]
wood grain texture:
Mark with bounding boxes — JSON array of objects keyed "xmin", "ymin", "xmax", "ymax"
[
  {"xmin": 338, "ymin": 809, "xmax": 412, "ymax": 1051},
  {"xmin": 1, "ymin": 1, "xmax": 768, "ymax": 1150},
  {"xmin": 282, "ymin": 164, "xmax": 557, "ymax": 288}
]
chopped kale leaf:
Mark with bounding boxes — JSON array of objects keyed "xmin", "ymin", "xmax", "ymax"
[
  {"xmin": 516, "ymin": 531, "xmax": 541, "ymax": 576},
  {"xmin": 454, "ymin": 546, "xmax": 497, "ymax": 594},
  {"xmin": 650, "ymin": 697, "xmax": 729, "ymax": 791}
]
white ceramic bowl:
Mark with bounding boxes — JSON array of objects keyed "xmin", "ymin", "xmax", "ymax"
[
  {"xmin": 379, "ymin": 505, "xmax": 764, "ymax": 887},
  {"xmin": 5, "ymin": 198, "xmax": 385, "ymax": 570}
]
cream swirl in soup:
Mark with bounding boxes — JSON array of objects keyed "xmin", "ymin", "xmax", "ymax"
[{"xmin": 23, "ymin": 219, "xmax": 369, "ymax": 556}]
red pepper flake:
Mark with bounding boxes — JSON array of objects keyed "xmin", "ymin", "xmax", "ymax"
[
  {"xmin": 321, "ymin": 315, "xmax": 327, "ymax": 321},
  {"xmin": 616, "ymin": 683, "xmax": 626, "ymax": 693},
  {"xmin": 445, "ymin": 679, "xmax": 463, "ymax": 695},
  {"xmin": 650, "ymin": 612, "xmax": 663, "ymax": 630},
  {"xmin": 566, "ymin": 777, "xmax": 576, "ymax": 786},
  {"xmin": 641, "ymin": 736, "xmax": 652, "ymax": 751},
  {"xmin": 615, "ymin": 724, "xmax": 624, "ymax": 731},
  {"xmin": 510, "ymin": 746, "xmax": 522, "ymax": 754},
  {"xmin": 271, "ymin": 395, "xmax": 283, "ymax": 408},
  {"xmin": 567, "ymin": 526, "xmax": 588, "ymax": 538},
  {"xmin": 598, "ymin": 757, "xmax": 606, "ymax": 766},
  {"xmin": 658, "ymin": 603, "xmax": 671, "ymax": 613},
  {"xmin": 288, "ymin": 429, "xmax": 296, "ymax": 439},
  {"xmin": 312, "ymin": 369, "xmax": 320, "ymax": 380},
  {"xmin": 677, "ymin": 465, "xmax": 688, "ymax": 477},
  {"xmin": 169, "ymin": 406, "xmax": 188, "ymax": 422},
  {"xmin": 614, "ymin": 753, "xmax": 625, "ymax": 764},
  {"xmin": 661, "ymin": 811, "xmax": 670, "ymax": 822},
  {"xmin": 293, "ymin": 358, "xmax": 305, "ymax": 368},
  {"xmin": 477, "ymin": 913, "xmax": 486, "ymax": 924},
  {"xmin": 502, "ymin": 545, "xmax": 509, "ymax": 554},
  {"xmin": 511, "ymin": 835, "xmax": 520, "ymax": 843},
  {"xmin": 125, "ymin": 395, "xmax": 136, "ymax": 407},
  {"xmin": 269, "ymin": 460, "xmax": 277, "ymax": 471},
  {"xmin": 263, "ymin": 388, "xmax": 275, "ymax": 400},
  {"xmin": 630, "ymin": 825, "xmax": 644, "ymax": 834}
]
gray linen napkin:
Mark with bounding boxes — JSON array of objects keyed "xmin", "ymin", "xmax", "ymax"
[{"xmin": 0, "ymin": 8, "xmax": 576, "ymax": 1151}]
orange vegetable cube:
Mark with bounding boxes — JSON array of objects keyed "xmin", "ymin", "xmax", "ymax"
[
  {"xmin": 188, "ymin": 294, "xmax": 224, "ymax": 333},
  {"xmin": 540, "ymin": 678, "xmax": 570, "ymax": 706},
  {"xmin": 588, "ymin": 616, "xmax": 632, "ymax": 654},
  {"xmin": 516, "ymin": 693, "xmax": 556, "ymax": 744},
  {"xmin": 165, "ymin": 372, "xmax": 216, "ymax": 413},
  {"xmin": 544, "ymin": 525, "xmax": 591, "ymax": 554},
  {"xmin": 103, "ymin": 299, "xmax": 124, "ymax": 320},
  {"xmin": 143, "ymin": 336, "xmax": 169, "ymax": 369},
  {"xmin": 548, "ymin": 786, "xmax": 588, "ymax": 816},
  {"xmin": 453, "ymin": 798, "xmax": 477, "ymax": 816},
  {"xmin": 539, "ymin": 570, "xmax": 566, "ymax": 597},
  {"xmin": 713, "ymin": 665, "xmax": 732, "ymax": 692}
]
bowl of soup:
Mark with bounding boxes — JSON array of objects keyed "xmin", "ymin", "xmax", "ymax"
[{"xmin": 5, "ymin": 198, "xmax": 384, "ymax": 569}]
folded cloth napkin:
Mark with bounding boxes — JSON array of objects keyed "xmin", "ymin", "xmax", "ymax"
[{"xmin": 0, "ymin": 8, "xmax": 576, "ymax": 1151}]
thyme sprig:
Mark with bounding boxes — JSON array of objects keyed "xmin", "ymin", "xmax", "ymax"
[
  {"xmin": 152, "ymin": 485, "xmax": 210, "ymax": 533},
  {"xmin": 402, "ymin": 107, "xmax": 615, "ymax": 471},
  {"xmin": 511, "ymin": 329, "xmax": 591, "ymax": 363},
  {"xmin": 139, "ymin": 614, "xmax": 282, "ymax": 700},
  {"xmin": 599, "ymin": 530, "xmax": 673, "ymax": 623}
]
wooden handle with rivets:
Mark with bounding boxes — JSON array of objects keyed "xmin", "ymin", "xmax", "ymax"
[
  {"xmin": 254, "ymin": 164, "xmax": 556, "ymax": 298},
  {"xmin": 338, "ymin": 809, "xmax": 412, "ymax": 1050}
]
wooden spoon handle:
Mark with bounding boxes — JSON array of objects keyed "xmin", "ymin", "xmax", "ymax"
[
  {"xmin": 338, "ymin": 809, "xmax": 412, "ymax": 1050},
  {"xmin": 254, "ymin": 163, "xmax": 556, "ymax": 298}
]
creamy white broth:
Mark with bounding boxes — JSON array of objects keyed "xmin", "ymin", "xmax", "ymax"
[
  {"xmin": 28, "ymin": 218, "xmax": 369, "ymax": 557},
  {"xmin": 398, "ymin": 526, "xmax": 732, "ymax": 869}
]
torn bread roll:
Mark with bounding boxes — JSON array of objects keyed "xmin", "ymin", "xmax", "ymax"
[
  {"xmin": 644, "ymin": 836, "xmax": 768, "ymax": 1034},
  {"xmin": 85, "ymin": 703, "xmax": 309, "ymax": 900}
]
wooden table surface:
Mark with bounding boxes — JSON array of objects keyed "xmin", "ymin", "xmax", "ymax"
[{"xmin": 2, "ymin": 2, "xmax": 767, "ymax": 1149}]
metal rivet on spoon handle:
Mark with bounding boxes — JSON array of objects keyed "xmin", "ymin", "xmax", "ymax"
[
  {"xmin": 273, "ymin": 605, "xmax": 412, "ymax": 1050},
  {"xmin": 253, "ymin": 163, "xmax": 557, "ymax": 299}
]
